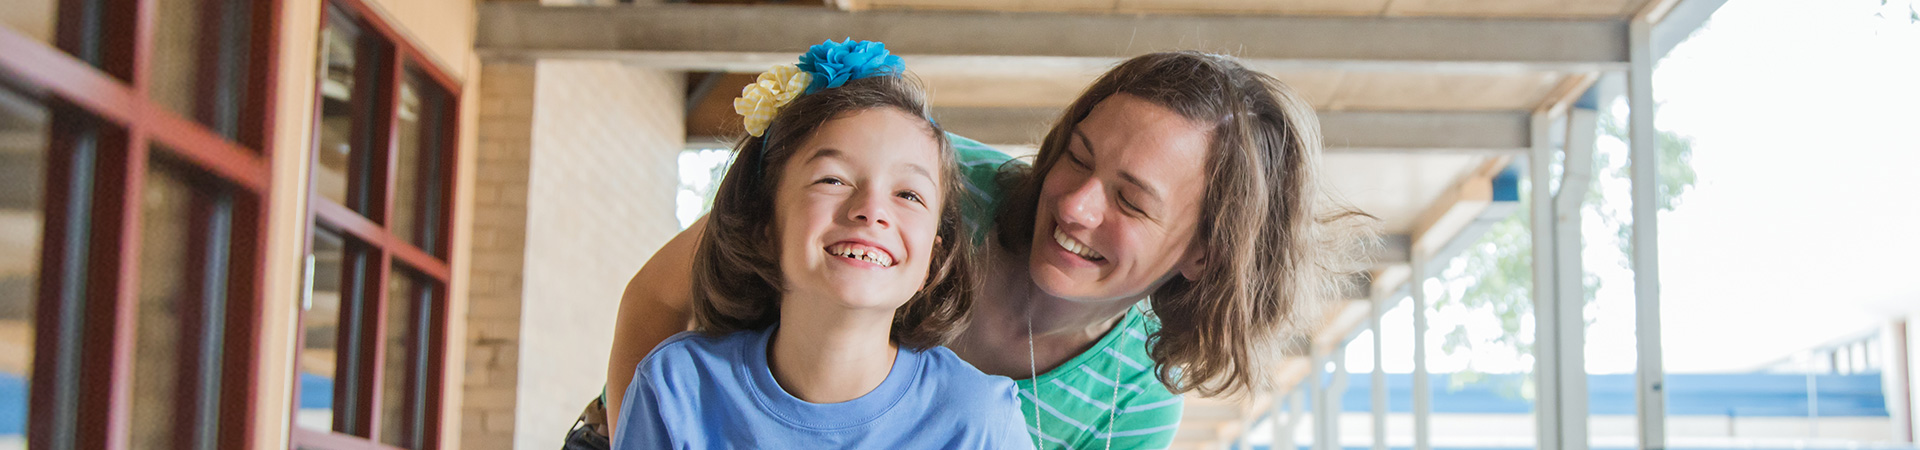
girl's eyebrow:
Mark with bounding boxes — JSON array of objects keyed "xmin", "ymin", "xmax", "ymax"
[
  {"xmin": 802, "ymin": 147, "xmax": 845, "ymax": 165},
  {"xmin": 901, "ymin": 162, "xmax": 933, "ymax": 184}
]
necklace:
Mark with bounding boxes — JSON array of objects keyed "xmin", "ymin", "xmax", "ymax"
[{"xmin": 1026, "ymin": 305, "xmax": 1122, "ymax": 450}]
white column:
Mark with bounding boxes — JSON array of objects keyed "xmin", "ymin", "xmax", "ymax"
[
  {"xmin": 1529, "ymin": 110, "xmax": 1561, "ymax": 450},
  {"xmin": 1277, "ymin": 388, "xmax": 1302, "ymax": 450},
  {"xmin": 1309, "ymin": 354, "xmax": 1328, "ymax": 450},
  {"xmin": 1330, "ymin": 346, "xmax": 1350, "ymax": 450},
  {"xmin": 1412, "ymin": 257, "xmax": 1431, "ymax": 450},
  {"xmin": 1627, "ymin": 18, "xmax": 1669, "ymax": 450},
  {"xmin": 1372, "ymin": 296, "xmax": 1388, "ymax": 450},
  {"xmin": 1555, "ymin": 107, "xmax": 1598, "ymax": 450},
  {"xmin": 1881, "ymin": 321, "xmax": 1911, "ymax": 442},
  {"xmin": 1536, "ymin": 104, "xmax": 1599, "ymax": 450}
]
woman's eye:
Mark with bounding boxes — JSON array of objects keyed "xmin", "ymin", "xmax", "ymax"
[
  {"xmin": 1066, "ymin": 153, "xmax": 1089, "ymax": 168},
  {"xmin": 815, "ymin": 177, "xmax": 846, "ymax": 186},
  {"xmin": 1119, "ymin": 196, "xmax": 1146, "ymax": 216}
]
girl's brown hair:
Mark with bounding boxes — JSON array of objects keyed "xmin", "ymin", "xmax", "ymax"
[
  {"xmin": 690, "ymin": 74, "xmax": 978, "ymax": 350},
  {"xmin": 997, "ymin": 51, "xmax": 1377, "ymax": 397}
]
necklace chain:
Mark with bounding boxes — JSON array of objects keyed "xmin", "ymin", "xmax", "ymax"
[{"xmin": 1026, "ymin": 307, "xmax": 1122, "ymax": 450}]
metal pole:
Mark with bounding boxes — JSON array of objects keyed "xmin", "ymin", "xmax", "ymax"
[
  {"xmin": 1372, "ymin": 296, "xmax": 1387, "ymax": 450},
  {"xmin": 1412, "ymin": 257, "xmax": 1431, "ymax": 450},
  {"xmin": 1628, "ymin": 17, "xmax": 1668, "ymax": 450}
]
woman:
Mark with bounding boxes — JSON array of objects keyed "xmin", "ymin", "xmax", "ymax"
[{"xmin": 602, "ymin": 51, "xmax": 1372, "ymax": 448}]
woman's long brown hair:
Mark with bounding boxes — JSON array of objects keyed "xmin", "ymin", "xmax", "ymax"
[{"xmin": 996, "ymin": 51, "xmax": 1378, "ymax": 397}]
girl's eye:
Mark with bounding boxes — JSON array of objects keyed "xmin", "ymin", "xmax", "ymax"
[
  {"xmin": 815, "ymin": 177, "xmax": 846, "ymax": 186},
  {"xmin": 897, "ymin": 190, "xmax": 925, "ymax": 205}
]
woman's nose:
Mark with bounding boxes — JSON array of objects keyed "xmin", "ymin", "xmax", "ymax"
[{"xmin": 1057, "ymin": 178, "xmax": 1105, "ymax": 229}]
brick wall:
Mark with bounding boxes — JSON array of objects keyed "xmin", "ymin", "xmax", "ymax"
[
  {"xmin": 460, "ymin": 59, "xmax": 685, "ymax": 450},
  {"xmin": 517, "ymin": 60, "xmax": 685, "ymax": 450},
  {"xmin": 462, "ymin": 61, "xmax": 537, "ymax": 450}
]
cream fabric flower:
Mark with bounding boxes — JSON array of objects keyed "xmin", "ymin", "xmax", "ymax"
[{"xmin": 733, "ymin": 65, "xmax": 812, "ymax": 137}]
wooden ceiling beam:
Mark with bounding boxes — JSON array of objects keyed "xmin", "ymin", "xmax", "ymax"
[{"xmin": 477, "ymin": 3, "xmax": 1629, "ymax": 74}]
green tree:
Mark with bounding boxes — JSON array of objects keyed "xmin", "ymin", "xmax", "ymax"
[{"xmin": 1429, "ymin": 102, "xmax": 1696, "ymax": 393}]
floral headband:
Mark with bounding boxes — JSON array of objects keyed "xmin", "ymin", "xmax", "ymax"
[{"xmin": 733, "ymin": 38, "xmax": 906, "ymax": 137}]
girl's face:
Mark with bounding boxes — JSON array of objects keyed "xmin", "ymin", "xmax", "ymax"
[
  {"xmin": 774, "ymin": 107, "xmax": 945, "ymax": 313},
  {"xmin": 1028, "ymin": 94, "xmax": 1211, "ymax": 303}
]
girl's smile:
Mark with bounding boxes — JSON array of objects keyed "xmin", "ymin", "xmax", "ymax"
[{"xmin": 774, "ymin": 107, "xmax": 945, "ymax": 311}]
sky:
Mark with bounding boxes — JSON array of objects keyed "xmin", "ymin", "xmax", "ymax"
[{"xmin": 1349, "ymin": 0, "xmax": 1920, "ymax": 376}]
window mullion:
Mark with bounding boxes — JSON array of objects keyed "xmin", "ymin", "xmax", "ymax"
[
  {"xmin": 85, "ymin": 128, "xmax": 147, "ymax": 450},
  {"xmin": 357, "ymin": 248, "xmax": 394, "ymax": 441}
]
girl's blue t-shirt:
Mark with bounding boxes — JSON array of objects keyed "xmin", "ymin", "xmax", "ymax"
[{"xmin": 613, "ymin": 327, "xmax": 1035, "ymax": 450}]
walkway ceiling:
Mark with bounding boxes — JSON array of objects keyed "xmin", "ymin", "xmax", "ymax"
[{"xmin": 473, "ymin": 0, "xmax": 1708, "ymax": 447}]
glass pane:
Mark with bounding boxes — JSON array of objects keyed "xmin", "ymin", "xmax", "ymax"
[
  {"xmin": 378, "ymin": 269, "xmax": 425, "ymax": 447},
  {"xmin": 0, "ymin": 87, "xmax": 48, "ymax": 450},
  {"xmin": 314, "ymin": 11, "xmax": 368, "ymax": 214},
  {"xmin": 150, "ymin": 0, "xmax": 253, "ymax": 138},
  {"xmin": 298, "ymin": 229, "xmax": 346, "ymax": 432},
  {"xmin": 150, "ymin": 0, "xmax": 208, "ymax": 126},
  {"xmin": 131, "ymin": 164, "xmax": 193, "ymax": 448},
  {"xmin": 391, "ymin": 78, "xmax": 421, "ymax": 247},
  {"xmin": 0, "ymin": 0, "xmax": 57, "ymax": 44},
  {"xmin": 393, "ymin": 71, "xmax": 448, "ymax": 256}
]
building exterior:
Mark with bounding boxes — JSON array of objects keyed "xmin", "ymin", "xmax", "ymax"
[{"xmin": 3, "ymin": 0, "xmax": 1915, "ymax": 449}]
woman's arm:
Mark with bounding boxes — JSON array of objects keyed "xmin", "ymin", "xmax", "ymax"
[{"xmin": 605, "ymin": 215, "xmax": 706, "ymax": 431}]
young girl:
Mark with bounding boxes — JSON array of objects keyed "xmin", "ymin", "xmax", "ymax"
[{"xmin": 611, "ymin": 40, "xmax": 1033, "ymax": 450}]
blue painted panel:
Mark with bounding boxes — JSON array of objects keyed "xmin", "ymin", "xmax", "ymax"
[
  {"xmin": 1317, "ymin": 373, "xmax": 1887, "ymax": 417},
  {"xmin": 1491, "ymin": 166, "xmax": 1522, "ymax": 202},
  {"xmin": 301, "ymin": 372, "xmax": 335, "ymax": 409},
  {"xmin": 0, "ymin": 373, "xmax": 22, "ymax": 436}
]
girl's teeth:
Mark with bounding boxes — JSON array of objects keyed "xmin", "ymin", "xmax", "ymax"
[{"xmin": 828, "ymin": 244, "xmax": 893, "ymax": 266}]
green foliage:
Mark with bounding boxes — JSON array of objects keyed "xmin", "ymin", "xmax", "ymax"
[{"xmin": 1430, "ymin": 103, "xmax": 1696, "ymax": 395}]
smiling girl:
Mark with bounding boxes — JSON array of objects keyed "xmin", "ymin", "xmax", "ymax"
[{"xmin": 609, "ymin": 40, "xmax": 1033, "ymax": 450}]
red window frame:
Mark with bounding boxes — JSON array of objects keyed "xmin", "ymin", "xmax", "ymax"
[
  {"xmin": 0, "ymin": 0, "xmax": 284, "ymax": 448},
  {"xmin": 291, "ymin": 0, "xmax": 461, "ymax": 449}
]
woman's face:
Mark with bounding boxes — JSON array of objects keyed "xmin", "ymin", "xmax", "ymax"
[
  {"xmin": 774, "ymin": 107, "xmax": 945, "ymax": 312},
  {"xmin": 1028, "ymin": 94, "xmax": 1211, "ymax": 303}
]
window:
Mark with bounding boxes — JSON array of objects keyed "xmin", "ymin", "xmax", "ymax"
[
  {"xmin": 293, "ymin": 2, "xmax": 459, "ymax": 448},
  {"xmin": 675, "ymin": 147, "xmax": 734, "ymax": 229},
  {"xmin": 0, "ymin": 0, "xmax": 281, "ymax": 448}
]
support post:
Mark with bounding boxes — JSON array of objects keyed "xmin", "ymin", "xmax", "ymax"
[
  {"xmin": 1535, "ymin": 102, "xmax": 1599, "ymax": 450},
  {"xmin": 1627, "ymin": 17, "xmax": 1668, "ymax": 450},
  {"xmin": 1883, "ymin": 321, "xmax": 1911, "ymax": 442},
  {"xmin": 1372, "ymin": 296, "xmax": 1387, "ymax": 450},
  {"xmin": 1330, "ymin": 346, "xmax": 1350, "ymax": 450},
  {"xmin": 1529, "ymin": 110, "xmax": 1560, "ymax": 450},
  {"xmin": 1412, "ymin": 257, "xmax": 1431, "ymax": 450},
  {"xmin": 1309, "ymin": 354, "xmax": 1328, "ymax": 450},
  {"xmin": 1275, "ymin": 388, "xmax": 1294, "ymax": 450}
]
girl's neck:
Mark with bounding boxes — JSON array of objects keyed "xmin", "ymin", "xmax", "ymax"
[
  {"xmin": 767, "ymin": 296, "xmax": 899, "ymax": 404},
  {"xmin": 957, "ymin": 249, "xmax": 1143, "ymax": 377}
]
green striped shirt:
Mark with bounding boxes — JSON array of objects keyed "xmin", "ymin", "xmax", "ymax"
[{"xmin": 952, "ymin": 135, "xmax": 1185, "ymax": 449}]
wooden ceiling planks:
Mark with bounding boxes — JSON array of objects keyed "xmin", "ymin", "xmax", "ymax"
[{"xmin": 841, "ymin": 0, "xmax": 1654, "ymax": 18}]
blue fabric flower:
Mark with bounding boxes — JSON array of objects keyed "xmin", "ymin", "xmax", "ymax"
[{"xmin": 796, "ymin": 38, "xmax": 905, "ymax": 95}]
